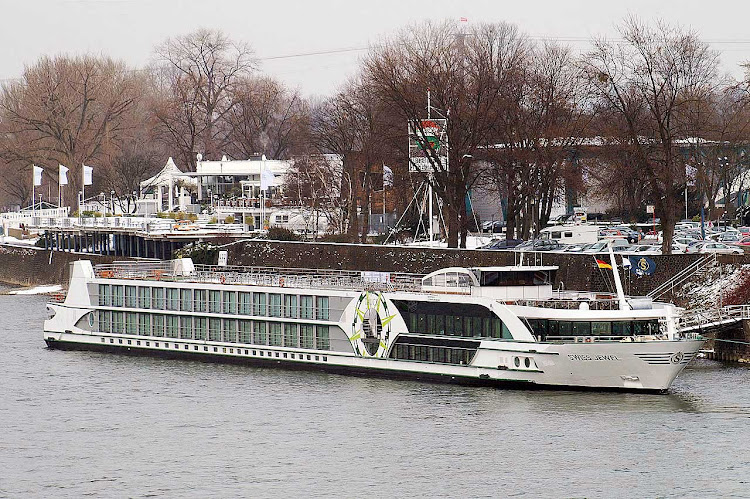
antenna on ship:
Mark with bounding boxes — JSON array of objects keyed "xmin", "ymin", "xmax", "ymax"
[{"xmin": 608, "ymin": 241, "xmax": 630, "ymax": 310}]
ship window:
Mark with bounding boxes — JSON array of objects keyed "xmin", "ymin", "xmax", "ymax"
[
  {"xmin": 323, "ymin": 356, "xmax": 327, "ymax": 362},
  {"xmin": 204, "ymin": 346, "xmax": 208, "ymax": 352},
  {"xmin": 284, "ymin": 295, "xmax": 298, "ymax": 318},
  {"xmin": 112, "ymin": 311, "xmax": 124, "ymax": 333},
  {"xmin": 269, "ymin": 323, "xmax": 283, "ymax": 346},
  {"xmin": 239, "ymin": 320, "xmax": 252, "ymax": 343},
  {"xmin": 208, "ymin": 318, "xmax": 221, "ymax": 341},
  {"xmin": 194, "ymin": 345, "xmax": 198, "ymax": 351},
  {"xmin": 223, "ymin": 319, "xmax": 237, "ymax": 343},
  {"xmin": 283, "ymin": 352, "xmax": 288, "ymax": 358},
  {"xmin": 194, "ymin": 317, "xmax": 207, "ymax": 340},
  {"xmin": 180, "ymin": 289, "xmax": 193, "ymax": 312},
  {"xmin": 151, "ymin": 287, "xmax": 165, "ymax": 310},
  {"xmin": 591, "ymin": 322, "xmax": 611, "ymax": 335},
  {"xmin": 209, "ymin": 290, "xmax": 222, "ymax": 314},
  {"xmin": 269, "ymin": 294, "xmax": 282, "ymax": 317},
  {"xmin": 300, "ymin": 324, "xmax": 314, "ymax": 349},
  {"xmin": 98, "ymin": 284, "xmax": 110, "ymax": 306},
  {"xmin": 316, "ymin": 297, "xmax": 329, "ymax": 320},
  {"xmin": 612, "ymin": 321, "xmax": 632, "ymax": 336},
  {"xmin": 252, "ymin": 293, "xmax": 267, "ymax": 316},
  {"xmin": 138, "ymin": 313, "xmax": 151, "ymax": 335},
  {"xmin": 194, "ymin": 289, "xmax": 207, "ymax": 313},
  {"xmin": 284, "ymin": 324, "xmax": 298, "ymax": 348},
  {"xmin": 180, "ymin": 316, "xmax": 193, "ymax": 339},
  {"xmin": 479, "ymin": 270, "xmax": 552, "ymax": 286},
  {"xmin": 98, "ymin": 310, "xmax": 111, "ymax": 333},
  {"xmin": 112, "ymin": 285, "xmax": 124, "ymax": 307},
  {"xmin": 571, "ymin": 322, "xmax": 591, "ymax": 336},
  {"xmin": 223, "ymin": 291, "xmax": 238, "ymax": 315},
  {"xmin": 138, "ymin": 287, "xmax": 151, "ymax": 309},
  {"xmin": 166, "ymin": 288, "xmax": 179, "ymax": 311},
  {"xmin": 239, "ymin": 292, "xmax": 252, "ymax": 315},
  {"xmin": 253, "ymin": 321, "xmax": 268, "ymax": 345},
  {"xmin": 165, "ymin": 316, "xmax": 179, "ymax": 338},
  {"xmin": 125, "ymin": 286, "xmax": 137, "ymax": 308},
  {"xmin": 152, "ymin": 315, "xmax": 164, "ymax": 337},
  {"xmin": 393, "ymin": 300, "xmax": 508, "ymax": 339},
  {"xmin": 300, "ymin": 296, "xmax": 314, "ymax": 319}
]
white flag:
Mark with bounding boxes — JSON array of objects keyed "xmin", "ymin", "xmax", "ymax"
[
  {"xmin": 83, "ymin": 164, "xmax": 94, "ymax": 186},
  {"xmin": 383, "ymin": 164, "xmax": 394, "ymax": 187},
  {"xmin": 33, "ymin": 165, "xmax": 43, "ymax": 186},
  {"xmin": 59, "ymin": 164, "xmax": 69, "ymax": 185},
  {"xmin": 260, "ymin": 168, "xmax": 275, "ymax": 190},
  {"xmin": 622, "ymin": 256, "xmax": 632, "ymax": 268}
]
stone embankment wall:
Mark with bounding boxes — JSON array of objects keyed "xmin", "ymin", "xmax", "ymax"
[
  {"xmin": 0, "ymin": 244, "xmax": 115, "ymax": 287},
  {"xmin": 226, "ymin": 240, "xmax": 731, "ymax": 296},
  {"xmin": 705, "ymin": 321, "xmax": 750, "ymax": 363},
  {"xmin": 4, "ymin": 239, "xmax": 750, "ymax": 299}
]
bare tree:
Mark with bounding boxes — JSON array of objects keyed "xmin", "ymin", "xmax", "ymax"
[
  {"xmin": 363, "ymin": 20, "xmax": 529, "ymax": 247},
  {"xmin": 585, "ymin": 17, "xmax": 719, "ymax": 252},
  {"xmin": 152, "ymin": 29, "xmax": 256, "ymax": 168},
  {"xmin": 0, "ymin": 54, "xmax": 142, "ymax": 207},
  {"xmin": 223, "ymin": 76, "xmax": 309, "ymax": 160}
]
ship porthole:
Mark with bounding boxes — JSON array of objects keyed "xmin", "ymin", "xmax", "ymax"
[
  {"xmin": 514, "ymin": 357, "xmax": 520, "ymax": 368},
  {"xmin": 525, "ymin": 357, "xmax": 531, "ymax": 368},
  {"xmin": 88, "ymin": 313, "xmax": 95, "ymax": 327}
]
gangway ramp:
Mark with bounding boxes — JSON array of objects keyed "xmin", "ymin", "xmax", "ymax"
[{"xmin": 679, "ymin": 305, "xmax": 750, "ymax": 334}]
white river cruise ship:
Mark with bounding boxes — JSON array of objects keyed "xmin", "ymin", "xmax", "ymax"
[{"xmin": 43, "ymin": 257, "xmax": 704, "ymax": 392}]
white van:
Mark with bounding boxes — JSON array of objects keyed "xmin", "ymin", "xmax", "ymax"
[{"xmin": 539, "ymin": 224, "xmax": 601, "ymax": 245}]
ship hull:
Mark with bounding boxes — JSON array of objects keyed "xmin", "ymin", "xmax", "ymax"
[{"xmin": 43, "ymin": 330, "xmax": 704, "ymax": 393}]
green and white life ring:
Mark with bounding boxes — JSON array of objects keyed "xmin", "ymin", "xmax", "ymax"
[{"xmin": 350, "ymin": 291, "xmax": 396, "ymax": 358}]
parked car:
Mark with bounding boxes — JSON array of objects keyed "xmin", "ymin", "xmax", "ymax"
[
  {"xmin": 599, "ymin": 228, "xmax": 639, "ymax": 243},
  {"xmin": 173, "ymin": 220, "xmax": 199, "ymax": 231},
  {"xmin": 737, "ymin": 236, "xmax": 750, "ymax": 247},
  {"xmin": 514, "ymin": 239, "xmax": 563, "ymax": 252},
  {"xmin": 715, "ymin": 232, "xmax": 743, "ymax": 243},
  {"xmin": 684, "ymin": 241, "xmax": 743, "ymax": 255},
  {"xmin": 481, "ymin": 220, "xmax": 506, "ymax": 233},
  {"xmin": 483, "ymin": 238, "xmax": 523, "ymax": 250}
]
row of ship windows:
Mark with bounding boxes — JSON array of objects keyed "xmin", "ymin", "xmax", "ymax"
[
  {"xmin": 402, "ymin": 313, "xmax": 512, "ymax": 339},
  {"xmin": 101, "ymin": 337, "xmax": 328, "ymax": 362},
  {"xmin": 97, "ymin": 284, "xmax": 330, "ymax": 320},
  {"xmin": 390, "ymin": 344, "xmax": 475, "ymax": 365},
  {"xmin": 526, "ymin": 319, "xmax": 662, "ymax": 337},
  {"xmin": 96, "ymin": 311, "xmax": 331, "ymax": 350}
]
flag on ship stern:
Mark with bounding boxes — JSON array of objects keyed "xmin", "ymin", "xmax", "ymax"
[{"xmin": 595, "ymin": 258, "xmax": 612, "ymax": 269}]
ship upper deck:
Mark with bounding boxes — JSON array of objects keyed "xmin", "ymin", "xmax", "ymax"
[{"xmin": 89, "ymin": 259, "xmax": 656, "ymax": 310}]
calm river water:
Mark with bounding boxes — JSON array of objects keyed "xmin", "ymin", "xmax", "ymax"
[{"xmin": 1, "ymin": 289, "xmax": 749, "ymax": 498}]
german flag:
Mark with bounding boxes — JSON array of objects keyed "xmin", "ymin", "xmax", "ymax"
[{"xmin": 596, "ymin": 259, "xmax": 612, "ymax": 270}]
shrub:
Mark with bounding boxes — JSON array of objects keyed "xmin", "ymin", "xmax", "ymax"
[
  {"xmin": 224, "ymin": 215, "xmax": 235, "ymax": 224},
  {"xmin": 266, "ymin": 226, "xmax": 301, "ymax": 241}
]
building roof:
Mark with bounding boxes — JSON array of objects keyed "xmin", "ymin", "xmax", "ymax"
[{"xmin": 140, "ymin": 157, "xmax": 197, "ymax": 189}]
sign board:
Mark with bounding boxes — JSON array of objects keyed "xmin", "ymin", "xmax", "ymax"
[
  {"xmin": 646, "ymin": 205, "xmax": 655, "ymax": 214},
  {"xmin": 408, "ymin": 118, "xmax": 448, "ymax": 173},
  {"xmin": 217, "ymin": 250, "xmax": 228, "ymax": 267},
  {"xmin": 361, "ymin": 271, "xmax": 391, "ymax": 284}
]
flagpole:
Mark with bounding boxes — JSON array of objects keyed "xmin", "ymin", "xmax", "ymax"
[
  {"xmin": 32, "ymin": 165, "xmax": 35, "ymax": 215},
  {"xmin": 81, "ymin": 163, "xmax": 85, "ymax": 215}
]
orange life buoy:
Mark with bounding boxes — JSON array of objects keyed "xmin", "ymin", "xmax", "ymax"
[
  {"xmin": 279, "ymin": 277, "xmax": 285, "ymax": 287},
  {"xmin": 220, "ymin": 274, "xmax": 226, "ymax": 284}
]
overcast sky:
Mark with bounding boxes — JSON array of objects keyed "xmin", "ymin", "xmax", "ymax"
[{"xmin": 1, "ymin": 0, "xmax": 749, "ymax": 97}]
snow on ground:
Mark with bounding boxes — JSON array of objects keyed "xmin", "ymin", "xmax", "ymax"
[
  {"xmin": 1, "ymin": 235, "xmax": 40, "ymax": 246},
  {"xmin": 400, "ymin": 235, "xmax": 496, "ymax": 250},
  {"xmin": 674, "ymin": 264, "xmax": 750, "ymax": 310},
  {"xmin": 8, "ymin": 284, "xmax": 62, "ymax": 295}
]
